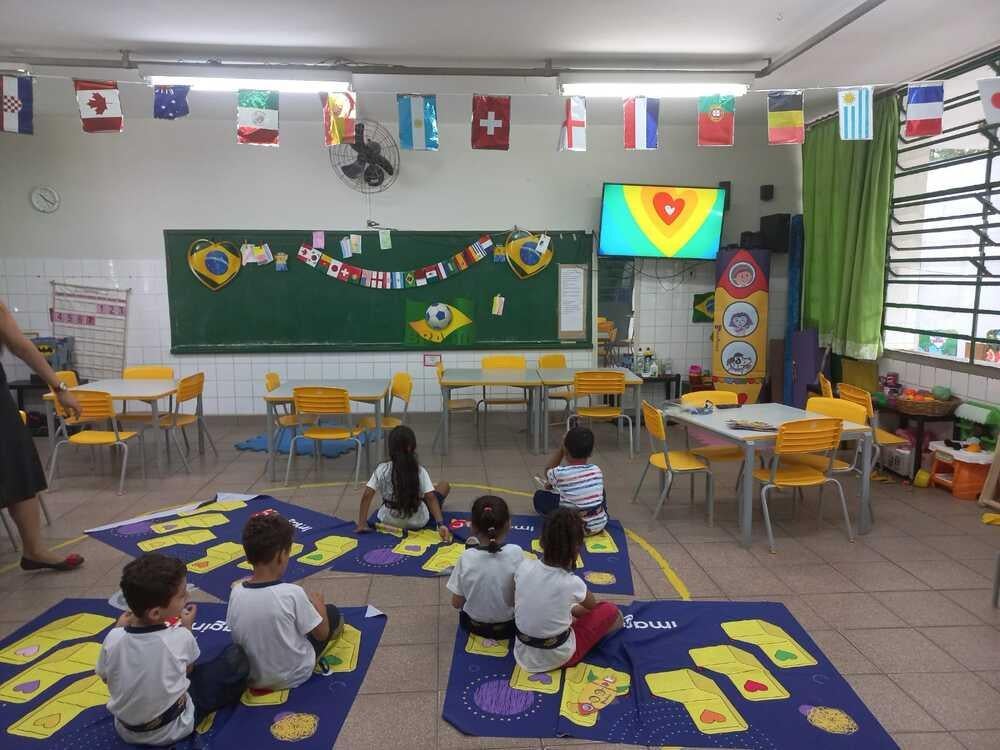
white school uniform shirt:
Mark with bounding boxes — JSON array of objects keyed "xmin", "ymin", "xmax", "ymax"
[
  {"xmin": 96, "ymin": 623, "xmax": 200, "ymax": 747},
  {"xmin": 446, "ymin": 543, "xmax": 524, "ymax": 623},
  {"xmin": 367, "ymin": 461, "xmax": 435, "ymax": 529},
  {"xmin": 226, "ymin": 580, "xmax": 322, "ymax": 689},
  {"xmin": 513, "ymin": 557, "xmax": 588, "ymax": 673}
]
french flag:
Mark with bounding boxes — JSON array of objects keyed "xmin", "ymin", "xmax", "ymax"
[
  {"xmin": 623, "ymin": 96, "xmax": 658, "ymax": 150},
  {"xmin": 1, "ymin": 75, "xmax": 33, "ymax": 134},
  {"xmin": 905, "ymin": 81, "xmax": 944, "ymax": 137}
]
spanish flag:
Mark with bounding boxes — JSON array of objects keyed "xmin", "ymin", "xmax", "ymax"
[
  {"xmin": 767, "ymin": 91, "xmax": 804, "ymax": 145},
  {"xmin": 322, "ymin": 92, "xmax": 357, "ymax": 146}
]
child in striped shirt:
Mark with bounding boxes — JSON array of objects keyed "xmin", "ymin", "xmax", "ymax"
[{"xmin": 532, "ymin": 427, "xmax": 607, "ymax": 535}]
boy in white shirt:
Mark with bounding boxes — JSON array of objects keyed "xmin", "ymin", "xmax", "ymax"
[
  {"xmin": 227, "ymin": 511, "xmax": 344, "ymax": 688},
  {"xmin": 96, "ymin": 554, "xmax": 249, "ymax": 746}
]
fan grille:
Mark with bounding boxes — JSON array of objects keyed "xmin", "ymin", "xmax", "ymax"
[{"xmin": 328, "ymin": 119, "xmax": 400, "ymax": 194}]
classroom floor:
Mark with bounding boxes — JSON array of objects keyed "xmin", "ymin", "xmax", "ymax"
[{"xmin": 2, "ymin": 412, "xmax": 999, "ymax": 750}]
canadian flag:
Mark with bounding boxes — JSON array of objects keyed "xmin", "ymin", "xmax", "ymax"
[{"xmin": 74, "ymin": 80, "xmax": 123, "ymax": 133}]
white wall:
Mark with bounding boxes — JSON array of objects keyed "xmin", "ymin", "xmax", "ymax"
[{"xmin": 0, "ymin": 98, "xmax": 801, "ymax": 414}]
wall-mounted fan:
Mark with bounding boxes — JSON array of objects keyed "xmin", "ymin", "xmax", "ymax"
[{"xmin": 328, "ymin": 119, "xmax": 400, "ymax": 193}]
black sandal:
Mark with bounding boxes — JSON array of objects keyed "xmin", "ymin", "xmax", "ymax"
[{"xmin": 20, "ymin": 553, "xmax": 85, "ymax": 571}]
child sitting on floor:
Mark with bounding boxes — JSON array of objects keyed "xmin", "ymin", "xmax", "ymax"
[
  {"xmin": 357, "ymin": 425, "xmax": 451, "ymax": 541},
  {"xmin": 448, "ymin": 495, "xmax": 523, "ymax": 640},
  {"xmin": 533, "ymin": 426, "xmax": 608, "ymax": 535},
  {"xmin": 513, "ymin": 508, "xmax": 623, "ymax": 674},
  {"xmin": 97, "ymin": 553, "xmax": 249, "ymax": 746},
  {"xmin": 227, "ymin": 511, "xmax": 343, "ymax": 688}
]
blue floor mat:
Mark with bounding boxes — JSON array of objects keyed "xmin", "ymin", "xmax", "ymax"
[{"xmin": 235, "ymin": 426, "xmax": 372, "ymax": 458}]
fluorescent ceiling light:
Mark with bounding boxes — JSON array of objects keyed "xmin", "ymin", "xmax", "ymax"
[
  {"xmin": 146, "ymin": 75, "xmax": 351, "ymax": 93},
  {"xmin": 559, "ymin": 82, "xmax": 749, "ymax": 98}
]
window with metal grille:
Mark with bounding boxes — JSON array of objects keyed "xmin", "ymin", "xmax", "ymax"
[{"xmin": 883, "ymin": 48, "xmax": 1000, "ymax": 368}]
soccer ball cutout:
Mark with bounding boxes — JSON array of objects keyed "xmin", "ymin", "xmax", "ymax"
[{"xmin": 425, "ymin": 303, "xmax": 452, "ymax": 330}]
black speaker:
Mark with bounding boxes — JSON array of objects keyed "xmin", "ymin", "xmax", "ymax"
[
  {"xmin": 759, "ymin": 213, "xmax": 791, "ymax": 253},
  {"xmin": 718, "ymin": 181, "xmax": 731, "ymax": 212},
  {"xmin": 759, "ymin": 184, "xmax": 774, "ymax": 201},
  {"xmin": 740, "ymin": 230, "xmax": 764, "ymax": 249}
]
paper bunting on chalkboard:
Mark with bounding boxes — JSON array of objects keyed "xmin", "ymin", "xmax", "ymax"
[{"xmin": 295, "ymin": 234, "xmax": 494, "ymax": 289}]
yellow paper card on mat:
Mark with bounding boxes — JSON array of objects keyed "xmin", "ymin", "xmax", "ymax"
[
  {"xmin": 0, "ymin": 613, "xmax": 115, "ymax": 666},
  {"xmin": 422, "ymin": 543, "xmax": 464, "ymax": 573},
  {"xmin": 721, "ymin": 619, "xmax": 817, "ymax": 668},
  {"xmin": 316, "ymin": 623, "xmax": 361, "ymax": 674},
  {"xmin": 560, "ymin": 663, "xmax": 631, "ymax": 728},
  {"xmin": 150, "ymin": 512, "xmax": 230, "ymax": 534},
  {"xmin": 374, "ymin": 522, "xmax": 403, "ymax": 537},
  {"xmin": 297, "ymin": 536, "xmax": 359, "ymax": 566},
  {"xmin": 241, "ymin": 687, "xmax": 289, "ymax": 706},
  {"xmin": 239, "ymin": 543, "xmax": 302, "ymax": 570},
  {"xmin": 138, "ymin": 528, "xmax": 215, "ymax": 552},
  {"xmin": 584, "ymin": 531, "xmax": 619, "ymax": 554},
  {"xmin": 689, "ymin": 645, "xmax": 789, "ymax": 701},
  {"xmin": 645, "ymin": 669, "xmax": 748, "ymax": 735},
  {"xmin": 510, "ymin": 664, "xmax": 561, "ymax": 694},
  {"xmin": 0, "ymin": 642, "xmax": 102, "ymax": 703},
  {"xmin": 178, "ymin": 499, "xmax": 248, "ymax": 516},
  {"xmin": 196, "ymin": 711, "xmax": 216, "ymax": 734},
  {"xmin": 393, "ymin": 528, "xmax": 443, "ymax": 557},
  {"xmin": 187, "ymin": 542, "xmax": 246, "ymax": 574},
  {"xmin": 465, "ymin": 634, "xmax": 510, "ymax": 658},
  {"xmin": 7, "ymin": 674, "xmax": 109, "ymax": 739}
]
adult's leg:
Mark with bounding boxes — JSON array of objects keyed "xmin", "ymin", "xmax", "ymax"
[
  {"xmin": 564, "ymin": 602, "xmax": 623, "ymax": 667},
  {"xmin": 532, "ymin": 490, "xmax": 560, "ymax": 516},
  {"xmin": 9, "ymin": 497, "xmax": 81, "ymax": 566},
  {"xmin": 188, "ymin": 644, "xmax": 250, "ymax": 722}
]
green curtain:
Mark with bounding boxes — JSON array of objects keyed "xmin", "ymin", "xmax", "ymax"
[{"xmin": 802, "ymin": 95, "xmax": 898, "ymax": 360}]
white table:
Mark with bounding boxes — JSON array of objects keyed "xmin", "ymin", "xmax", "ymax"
[
  {"xmin": 44, "ymin": 378, "xmax": 179, "ymax": 475},
  {"xmin": 661, "ymin": 402, "xmax": 874, "ymax": 548},
  {"xmin": 538, "ymin": 367, "xmax": 644, "ymax": 453},
  {"xmin": 262, "ymin": 378, "xmax": 391, "ymax": 481},
  {"xmin": 437, "ymin": 369, "xmax": 542, "ymax": 454}
]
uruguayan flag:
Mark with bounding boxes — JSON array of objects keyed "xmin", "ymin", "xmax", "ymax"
[
  {"xmin": 397, "ymin": 94, "xmax": 439, "ymax": 150},
  {"xmin": 838, "ymin": 86, "xmax": 873, "ymax": 140}
]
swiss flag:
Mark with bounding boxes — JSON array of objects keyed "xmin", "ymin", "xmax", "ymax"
[
  {"xmin": 74, "ymin": 80, "xmax": 123, "ymax": 133},
  {"xmin": 471, "ymin": 95, "xmax": 510, "ymax": 150}
]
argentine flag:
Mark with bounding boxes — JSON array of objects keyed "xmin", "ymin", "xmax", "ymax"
[{"xmin": 397, "ymin": 94, "xmax": 439, "ymax": 150}]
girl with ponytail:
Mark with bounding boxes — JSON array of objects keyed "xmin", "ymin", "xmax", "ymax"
[{"xmin": 448, "ymin": 496, "xmax": 523, "ymax": 640}]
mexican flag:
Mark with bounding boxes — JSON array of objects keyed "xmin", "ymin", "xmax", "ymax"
[
  {"xmin": 237, "ymin": 89, "xmax": 279, "ymax": 146},
  {"xmin": 697, "ymin": 95, "xmax": 735, "ymax": 147}
]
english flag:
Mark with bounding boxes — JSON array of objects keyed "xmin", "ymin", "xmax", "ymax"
[
  {"xmin": 978, "ymin": 77, "xmax": 1000, "ymax": 125},
  {"xmin": 623, "ymin": 96, "xmax": 658, "ymax": 150},
  {"xmin": 471, "ymin": 95, "xmax": 510, "ymax": 150},
  {"xmin": 74, "ymin": 80, "xmax": 123, "ymax": 133},
  {"xmin": 559, "ymin": 96, "xmax": 586, "ymax": 151}
]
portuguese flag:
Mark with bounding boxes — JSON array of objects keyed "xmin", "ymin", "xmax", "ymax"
[
  {"xmin": 767, "ymin": 91, "xmax": 804, "ymax": 145},
  {"xmin": 697, "ymin": 95, "xmax": 735, "ymax": 147}
]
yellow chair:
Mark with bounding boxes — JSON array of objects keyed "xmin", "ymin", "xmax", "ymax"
[
  {"xmin": 788, "ymin": 397, "xmax": 869, "ymax": 475},
  {"xmin": 285, "ymin": 387, "xmax": 364, "ymax": 487},
  {"xmin": 477, "ymin": 355, "xmax": 529, "ymax": 426},
  {"xmin": 752, "ymin": 417, "xmax": 853, "ymax": 553},
  {"xmin": 632, "ymin": 401, "xmax": 714, "ymax": 521},
  {"xmin": 264, "ymin": 373, "xmax": 315, "ymax": 463},
  {"xmin": 679, "ymin": 391, "xmax": 745, "ymax": 463},
  {"xmin": 818, "ymin": 373, "xmax": 833, "ymax": 398},
  {"xmin": 158, "ymin": 373, "xmax": 217, "ymax": 472},
  {"xmin": 432, "ymin": 361, "xmax": 479, "ymax": 451},
  {"xmin": 568, "ymin": 370, "xmax": 633, "ymax": 459},
  {"xmin": 538, "ymin": 353, "xmax": 574, "ymax": 420},
  {"xmin": 50, "ymin": 370, "xmax": 94, "ymax": 440},
  {"xmin": 117, "ymin": 365, "xmax": 176, "ymax": 425},
  {"xmin": 837, "ymin": 382, "xmax": 908, "ymax": 477},
  {"xmin": 357, "ymin": 372, "xmax": 412, "ymax": 433},
  {"xmin": 48, "ymin": 391, "xmax": 144, "ymax": 495}
]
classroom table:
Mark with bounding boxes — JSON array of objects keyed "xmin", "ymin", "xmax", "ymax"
[
  {"xmin": 43, "ymin": 379, "xmax": 179, "ymax": 475},
  {"xmin": 661, "ymin": 402, "xmax": 874, "ymax": 548},
  {"xmin": 537, "ymin": 367, "xmax": 644, "ymax": 453},
  {"xmin": 437, "ymin": 368, "xmax": 542, "ymax": 455},
  {"xmin": 262, "ymin": 378, "xmax": 391, "ymax": 482}
]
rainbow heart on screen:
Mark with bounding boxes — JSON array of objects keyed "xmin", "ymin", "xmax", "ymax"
[{"xmin": 652, "ymin": 192, "xmax": 685, "ymax": 225}]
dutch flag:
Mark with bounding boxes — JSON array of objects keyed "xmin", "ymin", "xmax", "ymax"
[
  {"xmin": 623, "ymin": 96, "xmax": 658, "ymax": 150},
  {"xmin": 397, "ymin": 94, "xmax": 439, "ymax": 151},
  {"xmin": 1, "ymin": 76, "xmax": 33, "ymax": 135}
]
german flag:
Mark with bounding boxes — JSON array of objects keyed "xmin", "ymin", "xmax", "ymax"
[{"xmin": 767, "ymin": 91, "xmax": 804, "ymax": 145}]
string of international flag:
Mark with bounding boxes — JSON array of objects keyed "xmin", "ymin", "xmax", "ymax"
[{"xmin": 2, "ymin": 75, "xmax": 999, "ymax": 146}]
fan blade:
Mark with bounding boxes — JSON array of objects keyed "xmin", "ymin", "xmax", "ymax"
[
  {"xmin": 370, "ymin": 152, "xmax": 395, "ymax": 176},
  {"xmin": 341, "ymin": 159, "xmax": 365, "ymax": 180},
  {"xmin": 363, "ymin": 163, "xmax": 386, "ymax": 188}
]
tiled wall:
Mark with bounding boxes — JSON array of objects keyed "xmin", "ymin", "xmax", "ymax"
[{"xmin": 878, "ymin": 355, "xmax": 1000, "ymax": 404}]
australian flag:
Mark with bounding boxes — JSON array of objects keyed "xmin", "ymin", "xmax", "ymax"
[{"xmin": 153, "ymin": 85, "xmax": 190, "ymax": 120}]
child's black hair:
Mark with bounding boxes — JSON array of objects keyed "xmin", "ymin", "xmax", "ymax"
[
  {"xmin": 387, "ymin": 425, "xmax": 422, "ymax": 517},
  {"xmin": 564, "ymin": 426, "xmax": 594, "ymax": 460},
  {"xmin": 540, "ymin": 508, "xmax": 584, "ymax": 570},
  {"xmin": 470, "ymin": 495, "xmax": 510, "ymax": 552},
  {"xmin": 242, "ymin": 511, "xmax": 294, "ymax": 565},
  {"xmin": 120, "ymin": 553, "xmax": 187, "ymax": 618}
]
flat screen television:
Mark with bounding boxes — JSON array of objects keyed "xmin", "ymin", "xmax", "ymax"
[{"xmin": 598, "ymin": 182, "xmax": 727, "ymax": 259}]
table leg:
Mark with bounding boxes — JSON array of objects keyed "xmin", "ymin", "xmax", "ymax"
[
  {"xmin": 542, "ymin": 385, "xmax": 550, "ymax": 452},
  {"xmin": 441, "ymin": 385, "xmax": 450, "ymax": 455},
  {"xmin": 372, "ymin": 399, "xmax": 383, "ymax": 470},
  {"xmin": 266, "ymin": 402, "xmax": 276, "ymax": 482},
  {"xmin": 911, "ymin": 418, "xmax": 925, "ymax": 481},
  {"xmin": 45, "ymin": 399, "xmax": 56, "ymax": 454},
  {"xmin": 633, "ymin": 383, "xmax": 641, "ymax": 454},
  {"xmin": 533, "ymin": 386, "xmax": 541, "ymax": 455},
  {"xmin": 859, "ymin": 431, "xmax": 873, "ymax": 534},
  {"xmin": 740, "ymin": 441, "xmax": 755, "ymax": 548},
  {"xmin": 150, "ymin": 399, "xmax": 163, "ymax": 476}
]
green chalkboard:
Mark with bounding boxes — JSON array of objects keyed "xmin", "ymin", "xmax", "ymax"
[{"xmin": 165, "ymin": 229, "xmax": 592, "ymax": 354}]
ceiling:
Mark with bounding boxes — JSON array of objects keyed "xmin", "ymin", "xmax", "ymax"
[{"xmin": 2, "ymin": 0, "xmax": 999, "ymax": 122}]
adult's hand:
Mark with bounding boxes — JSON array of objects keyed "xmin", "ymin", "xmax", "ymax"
[{"xmin": 55, "ymin": 389, "xmax": 81, "ymax": 419}]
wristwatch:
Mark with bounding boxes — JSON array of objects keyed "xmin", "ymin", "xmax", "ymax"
[{"xmin": 56, "ymin": 381, "xmax": 68, "ymax": 393}]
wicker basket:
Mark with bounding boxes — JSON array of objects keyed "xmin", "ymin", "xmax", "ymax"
[{"xmin": 893, "ymin": 396, "xmax": 962, "ymax": 417}]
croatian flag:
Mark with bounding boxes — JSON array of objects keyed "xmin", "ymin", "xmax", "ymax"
[
  {"xmin": 904, "ymin": 81, "xmax": 944, "ymax": 137},
  {"xmin": 397, "ymin": 94, "xmax": 439, "ymax": 150},
  {"xmin": 623, "ymin": 96, "xmax": 658, "ymax": 150},
  {"xmin": 1, "ymin": 75, "xmax": 33, "ymax": 134}
]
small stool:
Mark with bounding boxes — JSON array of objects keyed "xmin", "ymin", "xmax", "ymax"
[{"xmin": 928, "ymin": 442, "xmax": 993, "ymax": 501}]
